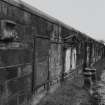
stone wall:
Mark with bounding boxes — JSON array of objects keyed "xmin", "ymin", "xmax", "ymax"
[
  {"xmin": 0, "ymin": 1, "xmax": 63, "ymax": 105},
  {"xmin": 0, "ymin": 1, "xmax": 104, "ymax": 105}
]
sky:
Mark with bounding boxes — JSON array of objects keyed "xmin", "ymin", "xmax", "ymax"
[{"xmin": 22, "ymin": 0, "xmax": 105, "ymax": 40}]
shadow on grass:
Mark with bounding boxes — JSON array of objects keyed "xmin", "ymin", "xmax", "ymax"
[{"xmin": 37, "ymin": 77, "xmax": 92, "ymax": 105}]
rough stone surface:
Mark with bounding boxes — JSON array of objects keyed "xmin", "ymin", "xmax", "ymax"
[{"xmin": 49, "ymin": 44, "xmax": 62, "ymax": 80}]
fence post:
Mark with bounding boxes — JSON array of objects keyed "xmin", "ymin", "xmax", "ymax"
[
  {"xmin": 61, "ymin": 45, "xmax": 65, "ymax": 82},
  {"xmin": 89, "ymin": 42, "xmax": 92, "ymax": 67},
  {"xmin": 32, "ymin": 28, "xmax": 36, "ymax": 94},
  {"xmin": 46, "ymin": 42, "xmax": 50, "ymax": 91},
  {"xmin": 83, "ymin": 41, "xmax": 87, "ymax": 72}
]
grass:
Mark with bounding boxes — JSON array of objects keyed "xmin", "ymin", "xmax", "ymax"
[{"xmin": 37, "ymin": 75, "xmax": 91, "ymax": 105}]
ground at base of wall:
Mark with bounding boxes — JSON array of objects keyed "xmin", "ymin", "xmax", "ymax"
[
  {"xmin": 33, "ymin": 75, "xmax": 92, "ymax": 105},
  {"xmin": 30, "ymin": 58, "xmax": 105, "ymax": 105},
  {"xmin": 29, "ymin": 82, "xmax": 60, "ymax": 105}
]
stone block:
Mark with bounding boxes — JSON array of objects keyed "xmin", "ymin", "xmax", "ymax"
[
  {"xmin": 18, "ymin": 93, "xmax": 26, "ymax": 105},
  {"xmin": 0, "ymin": 67, "xmax": 18, "ymax": 82},
  {"xmin": 6, "ymin": 67, "xmax": 18, "ymax": 80},
  {"xmin": 5, "ymin": 95, "xmax": 17, "ymax": 105},
  {"xmin": 7, "ymin": 75, "xmax": 31, "ymax": 96}
]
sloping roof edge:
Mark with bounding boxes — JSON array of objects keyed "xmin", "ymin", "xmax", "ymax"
[{"xmin": 2, "ymin": 0, "xmax": 104, "ymax": 45}]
